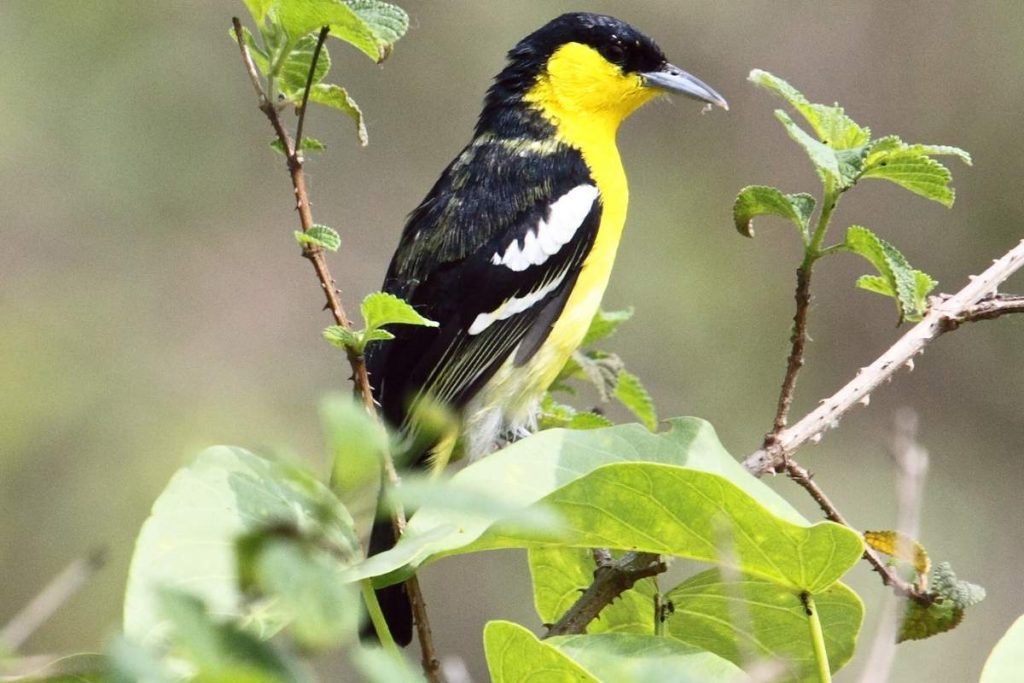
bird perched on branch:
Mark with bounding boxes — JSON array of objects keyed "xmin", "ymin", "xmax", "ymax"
[{"xmin": 365, "ymin": 12, "xmax": 727, "ymax": 645}]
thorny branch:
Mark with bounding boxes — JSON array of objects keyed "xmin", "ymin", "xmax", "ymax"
[
  {"xmin": 231, "ymin": 19, "xmax": 440, "ymax": 680},
  {"xmin": 543, "ymin": 552, "xmax": 666, "ymax": 638}
]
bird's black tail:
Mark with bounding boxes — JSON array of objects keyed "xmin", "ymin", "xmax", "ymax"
[{"xmin": 364, "ymin": 516, "xmax": 414, "ymax": 646}]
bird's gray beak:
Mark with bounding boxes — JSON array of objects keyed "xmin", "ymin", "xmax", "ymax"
[{"xmin": 641, "ymin": 64, "xmax": 728, "ymax": 110}]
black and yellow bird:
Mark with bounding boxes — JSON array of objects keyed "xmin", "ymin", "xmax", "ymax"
[{"xmin": 366, "ymin": 12, "xmax": 727, "ymax": 645}]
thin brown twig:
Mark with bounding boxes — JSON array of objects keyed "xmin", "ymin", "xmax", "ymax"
[
  {"xmin": 764, "ymin": 264, "xmax": 813, "ymax": 451},
  {"xmin": 745, "ymin": 239, "xmax": 1024, "ymax": 476},
  {"xmin": 543, "ymin": 551, "xmax": 666, "ymax": 638},
  {"xmin": 0, "ymin": 548, "xmax": 107, "ymax": 652},
  {"xmin": 231, "ymin": 19, "xmax": 440, "ymax": 679}
]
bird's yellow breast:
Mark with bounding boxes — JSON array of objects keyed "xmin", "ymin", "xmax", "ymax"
[{"xmin": 466, "ymin": 43, "xmax": 657, "ymax": 433}]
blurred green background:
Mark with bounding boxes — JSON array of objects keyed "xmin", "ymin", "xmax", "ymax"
[{"xmin": 2, "ymin": 1, "xmax": 1022, "ymax": 680}]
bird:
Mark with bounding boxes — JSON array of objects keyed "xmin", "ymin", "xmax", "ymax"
[{"xmin": 364, "ymin": 11, "xmax": 727, "ymax": 646}]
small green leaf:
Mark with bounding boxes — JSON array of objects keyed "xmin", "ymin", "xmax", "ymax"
[
  {"xmin": 323, "ymin": 324, "xmax": 361, "ymax": 351},
  {"xmin": 733, "ymin": 185, "xmax": 816, "ymax": 239},
  {"xmin": 566, "ymin": 411, "xmax": 615, "ymax": 430},
  {"xmin": 844, "ymin": 225, "xmax": 935, "ymax": 322},
  {"xmin": 346, "ymin": 0, "xmax": 409, "ymax": 59},
  {"xmin": 484, "ymin": 621, "xmax": 598, "ymax": 682},
  {"xmin": 241, "ymin": 536, "xmax": 360, "ymax": 649},
  {"xmin": 274, "ymin": 0, "xmax": 380, "ymax": 62},
  {"xmin": 124, "ymin": 447, "xmax": 358, "ymax": 645},
  {"xmin": 898, "ymin": 561, "xmax": 985, "ymax": 642},
  {"xmin": 530, "ymin": 547, "xmax": 657, "ymax": 634},
  {"xmin": 158, "ymin": 590, "xmax": 309, "ymax": 682},
  {"xmin": 980, "ymin": 614, "xmax": 1024, "ymax": 683},
  {"xmin": 361, "ymin": 291, "xmax": 438, "ymax": 330},
  {"xmin": 665, "ymin": 570, "xmax": 863, "ymax": 682},
  {"xmin": 614, "ymin": 369, "xmax": 658, "ymax": 431},
  {"xmin": 551, "ymin": 633, "xmax": 751, "ymax": 683},
  {"xmin": 242, "ymin": 0, "xmax": 275, "ymax": 24},
  {"xmin": 581, "ymin": 307, "xmax": 634, "ymax": 347},
  {"xmin": 295, "ymin": 224, "xmax": 341, "ymax": 251},
  {"xmin": 862, "ymin": 141, "xmax": 958, "ymax": 207},
  {"xmin": 277, "ymin": 33, "xmax": 332, "ymax": 99},
  {"xmin": 272, "ymin": 137, "xmax": 327, "ymax": 155},
  {"xmin": 308, "ymin": 83, "xmax": 368, "ymax": 146}
]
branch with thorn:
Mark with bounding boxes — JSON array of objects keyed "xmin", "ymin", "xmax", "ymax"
[{"xmin": 230, "ymin": 19, "xmax": 439, "ymax": 681}]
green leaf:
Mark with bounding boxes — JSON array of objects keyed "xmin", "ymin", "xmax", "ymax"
[
  {"xmin": 844, "ymin": 225, "xmax": 935, "ymax": 321},
  {"xmin": 322, "ymin": 393, "xmax": 387, "ymax": 505},
  {"xmin": 733, "ymin": 185, "xmax": 816, "ymax": 239},
  {"xmin": 551, "ymin": 633, "xmax": 752, "ymax": 683},
  {"xmin": 351, "ymin": 646, "xmax": 426, "ymax": 683},
  {"xmin": 308, "ymin": 83, "xmax": 368, "ymax": 146},
  {"xmin": 276, "ymin": 33, "xmax": 332, "ymax": 99},
  {"xmin": 861, "ymin": 138, "xmax": 960, "ymax": 207},
  {"xmin": 537, "ymin": 395, "xmax": 614, "ymax": 431},
  {"xmin": 274, "ymin": 0, "xmax": 381, "ymax": 62},
  {"xmin": 346, "ymin": 0, "xmax": 409, "ymax": 59},
  {"xmin": 123, "ymin": 446, "xmax": 359, "ymax": 646},
  {"xmin": 980, "ymin": 614, "xmax": 1024, "ymax": 683},
  {"xmin": 361, "ymin": 291, "xmax": 438, "ymax": 330},
  {"xmin": 295, "ymin": 224, "xmax": 341, "ymax": 251},
  {"xmin": 581, "ymin": 307, "xmax": 634, "ymax": 347},
  {"xmin": 350, "ymin": 420, "xmax": 863, "ymax": 596},
  {"xmin": 158, "ymin": 590, "xmax": 309, "ymax": 682},
  {"xmin": 322, "ymin": 324, "xmax": 361, "ymax": 351},
  {"xmin": 749, "ymin": 70, "xmax": 870, "ymax": 150},
  {"xmin": 243, "ymin": 0, "xmax": 275, "ymax": 24},
  {"xmin": 898, "ymin": 561, "xmax": 985, "ymax": 642},
  {"xmin": 530, "ymin": 547, "xmax": 658, "ymax": 634},
  {"xmin": 665, "ymin": 570, "xmax": 864, "ymax": 682},
  {"xmin": 614, "ymin": 369, "xmax": 658, "ymax": 431},
  {"xmin": 272, "ymin": 137, "xmax": 326, "ymax": 155},
  {"xmin": 107, "ymin": 635, "xmax": 175, "ymax": 683},
  {"xmin": 241, "ymin": 536, "xmax": 360, "ymax": 649},
  {"xmin": 484, "ymin": 621, "xmax": 598, "ymax": 682},
  {"xmin": 234, "ymin": 25, "xmax": 270, "ymax": 75},
  {"xmin": 773, "ymin": 110, "xmax": 846, "ymax": 186}
]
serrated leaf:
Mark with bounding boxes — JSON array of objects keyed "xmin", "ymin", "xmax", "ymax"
[
  {"xmin": 123, "ymin": 447, "xmax": 359, "ymax": 646},
  {"xmin": 864, "ymin": 530, "xmax": 931, "ymax": 576},
  {"xmin": 862, "ymin": 146, "xmax": 957, "ymax": 206},
  {"xmin": 529, "ymin": 547, "xmax": 657, "ymax": 634},
  {"xmin": 774, "ymin": 110, "xmax": 844, "ymax": 186},
  {"xmin": 845, "ymin": 225, "xmax": 934, "ymax": 322},
  {"xmin": 346, "ymin": 0, "xmax": 409, "ymax": 59},
  {"xmin": 297, "ymin": 224, "xmax": 340, "ymax": 251},
  {"xmin": 484, "ymin": 621, "xmax": 598, "ymax": 682},
  {"xmin": 898, "ymin": 561, "xmax": 985, "ymax": 642},
  {"xmin": 749, "ymin": 70, "xmax": 870, "ymax": 150},
  {"xmin": 733, "ymin": 185, "xmax": 816, "ymax": 239},
  {"xmin": 272, "ymin": 137, "xmax": 327, "ymax": 155},
  {"xmin": 273, "ymin": 0, "xmax": 381, "ymax": 62},
  {"xmin": 980, "ymin": 614, "xmax": 1024, "ymax": 683},
  {"xmin": 276, "ymin": 33, "xmax": 332, "ymax": 100},
  {"xmin": 308, "ymin": 83, "xmax": 368, "ymax": 146},
  {"xmin": 566, "ymin": 411, "xmax": 615, "ymax": 430},
  {"xmin": 350, "ymin": 420, "xmax": 864, "ymax": 595},
  {"xmin": 551, "ymin": 633, "xmax": 752, "ymax": 683},
  {"xmin": 572, "ymin": 350, "xmax": 622, "ymax": 402},
  {"xmin": 614, "ymin": 370, "xmax": 658, "ymax": 431},
  {"xmin": 665, "ymin": 570, "xmax": 863, "ymax": 682},
  {"xmin": 323, "ymin": 324, "xmax": 361, "ymax": 350},
  {"xmin": 581, "ymin": 307, "xmax": 634, "ymax": 347},
  {"xmin": 361, "ymin": 292, "xmax": 438, "ymax": 330}
]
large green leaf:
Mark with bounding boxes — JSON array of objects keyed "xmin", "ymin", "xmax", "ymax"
[
  {"xmin": 350, "ymin": 421, "xmax": 862, "ymax": 595},
  {"xmin": 551, "ymin": 633, "xmax": 752, "ymax": 683},
  {"xmin": 981, "ymin": 615, "xmax": 1024, "ymax": 683},
  {"xmin": 123, "ymin": 446, "xmax": 359, "ymax": 645},
  {"xmin": 529, "ymin": 547, "xmax": 658, "ymax": 634},
  {"xmin": 484, "ymin": 621, "xmax": 597, "ymax": 682},
  {"xmin": 273, "ymin": 0, "xmax": 380, "ymax": 62},
  {"xmin": 665, "ymin": 570, "xmax": 863, "ymax": 683}
]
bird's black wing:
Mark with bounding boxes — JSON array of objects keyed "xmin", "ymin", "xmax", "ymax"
[{"xmin": 367, "ymin": 137, "xmax": 600, "ymax": 437}]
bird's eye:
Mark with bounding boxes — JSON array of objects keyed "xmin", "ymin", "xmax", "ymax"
[{"xmin": 605, "ymin": 43, "xmax": 626, "ymax": 64}]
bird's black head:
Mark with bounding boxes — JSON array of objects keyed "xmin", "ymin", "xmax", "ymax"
[{"xmin": 477, "ymin": 13, "xmax": 726, "ymax": 137}]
